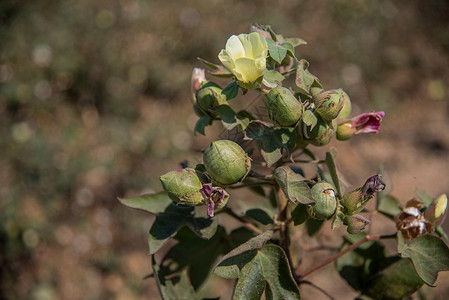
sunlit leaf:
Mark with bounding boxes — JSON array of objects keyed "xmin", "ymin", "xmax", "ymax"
[
  {"xmin": 295, "ymin": 59, "xmax": 321, "ymax": 95},
  {"xmin": 245, "ymin": 120, "xmax": 297, "ymax": 167},
  {"xmin": 214, "ymin": 230, "xmax": 273, "ymax": 279},
  {"xmin": 325, "ymin": 149, "xmax": 341, "ymax": 197},
  {"xmin": 118, "ymin": 191, "xmax": 172, "ymax": 214},
  {"xmin": 398, "ymin": 234, "xmax": 449, "ymax": 286},
  {"xmin": 273, "ymin": 166, "xmax": 314, "ymax": 204},
  {"xmin": 377, "ymin": 195, "xmax": 401, "ymax": 219},
  {"xmin": 215, "ymin": 244, "xmax": 300, "ymax": 300},
  {"xmin": 152, "ymin": 256, "xmax": 197, "ymax": 300},
  {"xmin": 263, "ymin": 70, "xmax": 285, "ymax": 88},
  {"xmin": 362, "ymin": 258, "xmax": 424, "ymax": 300},
  {"xmin": 160, "ymin": 226, "xmax": 254, "ymax": 290},
  {"xmin": 266, "ymin": 39, "xmax": 287, "ymax": 64},
  {"xmin": 148, "ymin": 204, "xmax": 218, "ymax": 254}
]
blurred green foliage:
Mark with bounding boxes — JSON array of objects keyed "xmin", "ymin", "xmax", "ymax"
[{"xmin": 1, "ymin": 0, "xmax": 448, "ymax": 299}]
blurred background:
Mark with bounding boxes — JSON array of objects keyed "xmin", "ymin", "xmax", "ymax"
[{"xmin": 1, "ymin": 0, "xmax": 449, "ymax": 299}]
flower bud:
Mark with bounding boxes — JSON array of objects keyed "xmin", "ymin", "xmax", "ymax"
[
  {"xmin": 265, "ymin": 87, "xmax": 304, "ymax": 127},
  {"xmin": 344, "ymin": 215, "xmax": 371, "ymax": 235},
  {"xmin": 341, "ymin": 175, "xmax": 386, "ymax": 215},
  {"xmin": 196, "ymin": 82, "xmax": 228, "ymax": 116},
  {"xmin": 191, "ymin": 68, "xmax": 207, "ymax": 117},
  {"xmin": 336, "ymin": 111, "xmax": 385, "ymax": 141},
  {"xmin": 315, "ymin": 89, "xmax": 345, "ymax": 121},
  {"xmin": 160, "ymin": 168, "xmax": 205, "ymax": 205},
  {"xmin": 337, "ymin": 90, "xmax": 352, "ymax": 119},
  {"xmin": 425, "ymin": 194, "xmax": 448, "ymax": 226},
  {"xmin": 303, "ymin": 116, "xmax": 335, "ymax": 146},
  {"xmin": 307, "ymin": 182, "xmax": 337, "ymax": 220},
  {"xmin": 203, "ymin": 140, "xmax": 251, "ymax": 185}
]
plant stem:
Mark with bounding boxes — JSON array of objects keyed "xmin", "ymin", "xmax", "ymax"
[
  {"xmin": 227, "ymin": 181, "xmax": 274, "ymax": 189},
  {"xmin": 276, "ymin": 185, "xmax": 297, "ymax": 282},
  {"xmin": 300, "ymin": 280, "xmax": 336, "ymax": 300},
  {"xmin": 221, "ymin": 207, "xmax": 263, "ymax": 235},
  {"xmin": 298, "ymin": 233, "xmax": 396, "ymax": 278}
]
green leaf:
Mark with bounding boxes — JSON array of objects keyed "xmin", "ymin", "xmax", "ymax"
[
  {"xmin": 305, "ymin": 218, "xmax": 323, "ymax": 236},
  {"xmin": 148, "ymin": 204, "xmax": 218, "ymax": 254},
  {"xmin": 214, "ymin": 230, "xmax": 273, "ymax": 279},
  {"xmin": 415, "ymin": 189, "xmax": 433, "ymax": 207},
  {"xmin": 216, "ymin": 244, "xmax": 300, "ymax": 300},
  {"xmin": 222, "ymin": 81, "xmax": 239, "ymax": 100},
  {"xmin": 325, "ymin": 149, "xmax": 341, "ymax": 197},
  {"xmin": 301, "ymin": 110, "xmax": 317, "ymax": 129},
  {"xmin": 362, "ymin": 258, "xmax": 424, "ymax": 300},
  {"xmin": 197, "ymin": 57, "xmax": 221, "ymax": 70},
  {"xmin": 398, "ymin": 234, "xmax": 449, "ymax": 286},
  {"xmin": 118, "ymin": 191, "xmax": 172, "ymax": 214},
  {"xmin": 377, "ymin": 195, "xmax": 401, "ymax": 219},
  {"xmin": 160, "ymin": 226, "xmax": 254, "ymax": 290},
  {"xmin": 245, "ymin": 208, "xmax": 274, "ymax": 225},
  {"xmin": 295, "ymin": 59, "xmax": 321, "ymax": 95},
  {"xmin": 336, "ymin": 236, "xmax": 390, "ymax": 291},
  {"xmin": 215, "ymin": 105, "xmax": 254, "ymax": 131},
  {"xmin": 262, "ymin": 70, "xmax": 285, "ymax": 88},
  {"xmin": 245, "ymin": 120, "xmax": 297, "ymax": 167},
  {"xmin": 273, "ymin": 166, "xmax": 314, "ymax": 204},
  {"xmin": 284, "ymin": 38, "xmax": 307, "ymax": 48},
  {"xmin": 267, "ymin": 39, "xmax": 288, "ymax": 64},
  {"xmin": 291, "ymin": 203, "xmax": 309, "ymax": 225},
  {"xmin": 194, "ymin": 115, "xmax": 211, "ymax": 136},
  {"xmin": 152, "ymin": 256, "xmax": 197, "ymax": 300}
]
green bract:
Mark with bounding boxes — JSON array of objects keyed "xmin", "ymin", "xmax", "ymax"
[
  {"xmin": 203, "ymin": 140, "xmax": 251, "ymax": 185},
  {"xmin": 303, "ymin": 116, "xmax": 336, "ymax": 146},
  {"xmin": 218, "ymin": 32, "xmax": 268, "ymax": 83},
  {"xmin": 315, "ymin": 89, "xmax": 345, "ymax": 121},
  {"xmin": 196, "ymin": 81, "xmax": 228, "ymax": 116},
  {"xmin": 307, "ymin": 182, "xmax": 337, "ymax": 219},
  {"xmin": 159, "ymin": 168, "xmax": 204, "ymax": 205},
  {"xmin": 265, "ymin": 87, "xmax": 303, "ymax": 127}
]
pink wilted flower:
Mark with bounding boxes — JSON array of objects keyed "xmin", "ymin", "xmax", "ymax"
[
  {"xmin": 200, "ymin": 183, "xmax": 229, "ymax": 217},
  {"xmin": 336, "ymin": 111, "xmax": 385, "ymax": 140}
]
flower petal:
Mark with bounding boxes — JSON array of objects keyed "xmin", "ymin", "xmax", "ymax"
[
  {"xmin": 225, "ymin": 35, "xmax": 245, "ymax": 59},
  {"xmin": 234, "ymin": 57, "xmax": 264, "ymax": 82}
]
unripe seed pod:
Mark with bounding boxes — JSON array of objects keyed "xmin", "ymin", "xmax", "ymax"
[
  {"xmin": 307, "ymin": 182, "xmax": 337, "ymax": 219},
  {"xmin": 303, "ymin": 116, "xmax": 335, "ymax": 146},
  {"xmin": 160, "ymin": 168, "xmax": 204, "ymax": 205},
  {"xmin": 203, "ymin": 140, "xmax": 251, "ymax": 185},
  {"xmin": 265, "ymin": 87, "xmax": 303, "ymax": 127},
  {"xmin": 196, "ymin": 82, "xmax": 227, "ymax": 116},
  {"xmin": 315, "ymin": 89, "xmax": 345, "ymax": 121},
  {"xmin": 336, "ymin": 89, "xmax": 352, "ymax": 119}
]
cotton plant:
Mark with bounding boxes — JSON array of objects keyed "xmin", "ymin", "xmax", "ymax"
[{"xmin": 120, "ymin": 25, "xmax": 449, "ymax": 300}]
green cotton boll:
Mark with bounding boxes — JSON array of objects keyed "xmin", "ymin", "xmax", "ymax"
[
  {"xmin": 196, "ymin": 82, "xmax": 228, "ymax": 116},
  {"xmin": 315, "ymin": 89, "xmax": 345, "ymax": 121},
  {"xmin": 203, "ymin": 140, "xmax": 251, "ymax": 185},
  {"xmin": 304, "ymin": 116, "xmax": 336, "ymax": 146},
  {"xmin": 336, "ymin": 89, "xmax": 352, "ymax": 120},
  {"xmin": 160, "ymin": 168, "xmax": 205, "ymax": 205},
  {"xmin": 265, "ymin": 87, "xmax": 304, "ymax": 127},
  {"xmin": 307, "ymin": 182, "xmax": 337, "ymax": 220}
]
